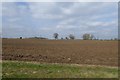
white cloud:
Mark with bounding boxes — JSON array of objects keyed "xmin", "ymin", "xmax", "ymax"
[
  {"xmin": 91, "ymin": 12, "xmax": 118, "ymax": 20},
  {"xmin": 0, "ymin": 3, "xmax": 2, "ymax": 17},
  {"xmin": 85, "ymin": 21, "xmax": 117, "ymax": 27},
  {"xmin": 2, "ymin": 2, "xmax": 118, "ymax": 39},
  {"xmin": 56, "ymin": 24, "xmax": 75, "ymax": 29},
  {"xmin": 1, "ymin": 0, "xmax": 119, "ymax": 2},
  {"xmin": 2, "ymin": 2, "xmax": 18, "ymax": 17},
  {"xmin": 59, "ymin": 18, "xmax": 76, "ymax": 25},
  {"xmin": 28, "ymin": 2, "xmax": 62, "ymax": 19},
  {"xmin": 32, "ymin": 13, "xmax": 63, "ymax": 19},
  {"xmin": 7, "ymin": 18, "xmax": 21, "ymax": 22},
  {"xmin": 61, "ymin": 7, "xmax": 73, "ymax": 15}
]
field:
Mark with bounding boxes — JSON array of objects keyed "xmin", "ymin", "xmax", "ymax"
[
  {"xmin": 2, "ymin": 61, "xmax": 118, "ymax": 78},
  {"xmin": 2, "ymin": 39, "xmax": 119, "ymax": 78}
]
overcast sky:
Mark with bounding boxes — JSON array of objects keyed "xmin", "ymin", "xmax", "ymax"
[{"xmin": 2, "ymin": 2, "xmax": 118, "ymax": 39}]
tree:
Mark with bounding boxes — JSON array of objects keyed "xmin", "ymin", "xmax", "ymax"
[
  {"xmin": 66, "ymin": 37, "xmax": 69, "ymax": 40},
  {"xmin": 53, "ymin": 33, "xmax": 59, "ymax": 40},
  {"xmin": 61, "ymin": 37, "xmax": 63, "ymax": 40},
  {"xmin": 20, "ymin": 37, "xmax": 22, "ymax": 39},
  {"xmin": 69, "ymin": 34, "xmax": 75, "ymax": 40},
  {"xmin": 114, "ymin": 38, "xmax": 118, "ymax": 40},
  {"xmin": 83, "ymin": 33, "xmax": 94, "ymax": 40}
]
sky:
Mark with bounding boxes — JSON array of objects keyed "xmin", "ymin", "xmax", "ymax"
[{"xmin": 1, "ymin": 2, "xmax": 118, "ymax": 39}]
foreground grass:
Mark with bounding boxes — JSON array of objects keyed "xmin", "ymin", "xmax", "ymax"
[{"xmin": 2, "ymin": 61, "xmax": 118, "ymax": 78}]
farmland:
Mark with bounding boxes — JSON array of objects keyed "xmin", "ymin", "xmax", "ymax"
[
  {"xmin": 2, "ymin": 39, "xmax": 119, "ymax": 78},
  {"xmin": 2, "ymin": 39, "xmax": 118, "ymax": 66}
]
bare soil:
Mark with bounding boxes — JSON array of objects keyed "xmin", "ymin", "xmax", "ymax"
[{"xmin": 2, "ymin": 39, "xmax": 118, "ymax": 66}]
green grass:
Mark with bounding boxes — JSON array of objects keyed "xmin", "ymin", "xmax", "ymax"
[{"xmin": 2, "ymin": 61, "xmax": 118, "ymax": 78}]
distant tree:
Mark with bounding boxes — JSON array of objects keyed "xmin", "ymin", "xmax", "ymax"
[
  {"xmin": 61, "ymin": 37, "xmax": 63, "ymax": 40},
  {"xmin": 69, "ymin": 34, "xmax": 75, "ymax": 40},
  {"xmin": 66, "ymin": 37, "xmax": 69, "ymax": 40},
  {"xmin": 111, "ymin": 38, "xmax": 113, "ymax": 40},
  {"xmin": 53, "ymin": 33, "xmax": 59, "ymax": 40},
  {"xmin": 114, "ymin": 38, "xmax": 118, "ymax": 40},
  {"xmin": 96, "ymin": 38, "xmax": 99, "ymax": 40},
  {"xmin": 83, "ymin": 33, "xmax": 94, "ymax": 40},
  {"xmin": 20, "ymin": 37, "xmax": 22, "ymax": 39}
]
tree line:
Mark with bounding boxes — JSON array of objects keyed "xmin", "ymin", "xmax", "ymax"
[
  {"xmin": 7, "ymin": 33, "xmax": 117, "ymax": 40},
  {"xmin": 54, "ymin": 33, "xmax": 94, "ymax": 40},
  {"xmin": 53, "ymin": 33, "xmax": 75, "ymax": 40},
  {"xmin": 53, "ymin": 33, "xmax": 118, "ymax": 40}
]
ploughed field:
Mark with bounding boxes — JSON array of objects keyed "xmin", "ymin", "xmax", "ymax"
[{"xmin": 2, "ymin": 39, "xmax": 118, "ymax": 66}]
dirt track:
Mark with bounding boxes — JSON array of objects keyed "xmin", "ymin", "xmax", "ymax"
[{"xmin": 2, "ymin": 39, "xmax": 118, "ymax": 66}]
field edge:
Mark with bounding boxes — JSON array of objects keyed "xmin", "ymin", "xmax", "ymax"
[{"xmin": 2, "ymin": 60, "xmax": 119, "ymax": 78}]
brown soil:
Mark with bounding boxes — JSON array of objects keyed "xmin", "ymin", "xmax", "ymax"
[{"xmin": 2, "ymin": 39, "xmax": 118, "ymax": 66}]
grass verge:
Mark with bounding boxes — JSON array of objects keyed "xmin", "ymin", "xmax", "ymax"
[{"xmin": 2, "ymin": 60, "xmax": 118, "ymax": 78}]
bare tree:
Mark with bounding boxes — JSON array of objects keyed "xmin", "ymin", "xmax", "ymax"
[
  {"xmin": 53, "ymin": 33, "xmax": 59, "ymax": 40},
  {"xmin": 69, "ymin": 34, "xmax": 75, "ymax": 40},
  {"xmin": 83, "ymin": 33, "xmax": 94, "ymax": 40}
]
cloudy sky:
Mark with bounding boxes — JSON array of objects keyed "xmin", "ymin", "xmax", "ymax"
[{"xmin": 2, "ymin": 2, "xmax": 118, "ymax": 39}]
